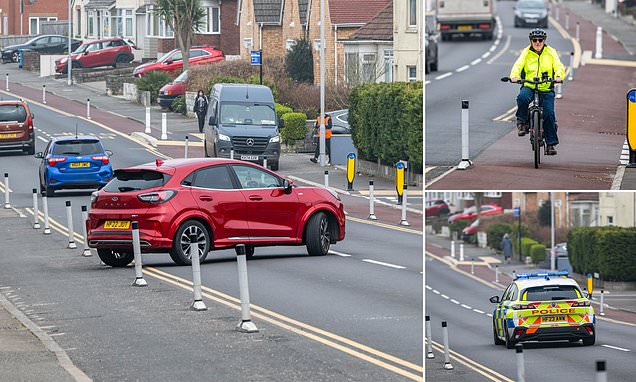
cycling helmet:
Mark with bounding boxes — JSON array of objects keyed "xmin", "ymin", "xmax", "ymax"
[{"xmin": 529, "ymin": 28, "xmax": 547, "ymax": 40}]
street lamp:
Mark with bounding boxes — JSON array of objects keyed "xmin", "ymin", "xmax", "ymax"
[
  {"xmin": 319, "ymin": 0, "xmax": 325, "ymax": 166},
  {"xmin": 67, "ymin": 0, "xmax": 74, "ymax": 86},
  {"xmin": 550, "ymin": 193, "xmax": 556, "ymax": 271}
]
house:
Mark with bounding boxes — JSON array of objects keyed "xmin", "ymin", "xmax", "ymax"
[
  {"xmin": 393, "ymin": 0, "xmax": 423, "ymax": 82},
  {"xmin": 0, "ymin": 0, "xmax": 67, "ymax": 35},
  {"xmin": 599, "ymin": 192, "xmax": 636, "ymax": 227}
]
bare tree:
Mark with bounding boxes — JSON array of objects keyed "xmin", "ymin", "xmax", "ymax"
[{"xmin": 154, "ymin": 0, "xmax": 206, "ymax": 74}]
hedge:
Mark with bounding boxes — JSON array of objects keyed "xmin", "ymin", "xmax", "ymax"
[
  {"xmin": 449, "ymin": 220, "xmax": 470, "ymax": 236},
  {"xmin": 487, "ymin": 223, "xmax": 512, "ymax": 251},
  {"xmin": 520, "ymin": 237, "xmax": 539, "ymax": 257},
  {"xmin": 568, "ymin": 226, "xmax": 636, "ymax": 281},
  {"xmin": 530, "ymin": 244, "xmax": 547, "ymax": 264},
  {"xmin": 134, "ymin": 71, "xmax": 174, "ymax": 104},
  {"xmin": 280, "ymin": 112, "xmax": 307, "ymax": 144},
  {"xmin": 349, "ymin": 82, "xmax": 423, "ymax": 171},
  {"xmin": 276, "ymin": 103, "xmax": 293, "ymax": 118}
]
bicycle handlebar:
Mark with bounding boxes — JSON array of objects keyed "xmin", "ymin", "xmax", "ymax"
[{"xmin": 500, "ymin": 76, "xmax": 563, "ymax": 85}]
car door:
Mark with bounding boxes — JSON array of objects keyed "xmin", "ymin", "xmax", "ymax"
[
  {"xmin": 230, "ymin": 164, "xmax": 300, "ymax": 241},
  {"xmin": 84, "ymin": 42, "xmax": 105, "ymax": 67},
  {"xmin": 32, "ymin": 36, "xmax": 50, "ymax": 54},
  {"xmin": 185, "ymin": 164, "xmax": 249, "ymax": 245},
  {"xmin": 50, "ymin": 36, "xmax": 65, "ymax": 54},
  {"xmin": 497, "ymin": 284, "xmax": 518, "ymax": 337},
  {"xmin": 101, "ymin": 40, "xmax": 119, "ymax": 66}
]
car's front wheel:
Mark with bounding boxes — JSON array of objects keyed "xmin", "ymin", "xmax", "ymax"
[
  {"xmin": 11, "ymin": 51, "xmax": 19, "ymax": 63},
  {"xmin": 97, "ymin": 248, "xmax": 134, "ymax": 267},
  {"xmin": 306, "ymin": 212, "xmax": 331, "ymax": 256},
  {"xmin": 504, "ymin": 322, "xmax": 515, "ymax": 349},
  {"xmin": 170, "ymin": 220, "xmax": 211, "ymax": 265}
]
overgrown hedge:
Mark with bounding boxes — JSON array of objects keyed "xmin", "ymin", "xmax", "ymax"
[
  {"xmin": 276, "ymin": 103, "xmax": 293, "ymax": 118},
  {"xmin": 134, "ymin": 71, "xmax": 173, "ymax": 104},
  {"xmin": 348, "ymin": 82, "xmax": 423, "ymax": 171},
  {"xmin": 281, "ymin": 112, "xmax": 307, "ymax": 144},
  {"xmin": 530, "ymin": 244, "xmax": 547, "ymax": 264},
  {"xmin": 487, "ymin": 223, "xmax": 512, "ymax": 251},
  {"xmin": 449, "ymin": 220, "xmax": 469, "ymax": 236},
  {"xmin": 568, "ymin": 226, "xmax": 636, "ymax": 281}
]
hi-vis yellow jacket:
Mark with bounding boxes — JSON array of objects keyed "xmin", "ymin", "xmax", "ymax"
[{"xmin": 510, "ymin": 45, "xmax": 565, "ymax": 92}]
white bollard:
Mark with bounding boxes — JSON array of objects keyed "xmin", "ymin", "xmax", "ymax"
[
  {"xmin": 4, "ymin": 173, "xmax": 10, "ymax": 209},
  {"xmin": 565, "ymin": 13, "xmax": 569, "ymax": 30},
  {"xmin": 451, "ymin": 240, "xmax": 456, "ymax": 259},
  {"xmin": 459, "ymin": 243, "xmax": 465, "ymax": 262},
  {"xmin": 81, "ymin": 206, "xmax": 91, "ymax": 257},
  {"xmin": 425, "ymin": 316, "xmax": 435, "ymax": 359},
  {"xmin": 596, "ymin": 361, "xmax": 607, "ymax": 382},
  {"xmin": 595, "ymin": 26, "xmax": 603, "ymax": 59},
  {"xmin": 235, "ymin": 244, "xmax": 258, "ymax": 333},
  {"xmin": 32, "ymin": 189, "xmax": 40, "ymax": 229},
  {"xmin": 42, "ymin": 84, "xmax": 46, "ymax": 104},
  {"xmin": 516, "ymin": 344, "xmax": 525, "ymax": 382},
  {"xmin": 442, "ymin": 321, "xmax": 453, "ymax": 370},
  {"xmin": 65, "ymin": 201, "xmax": 76, "ymax": 249},
  {"xmin": 368, "ymin": 180, "xmax": 377, "ymax": 220},
  {"xmin": 145, "ymin": 107, "xmax": 151, "ymax": 134},
  {"xmin": 86, "ymin": 98, "xmax": 91, "ymax": 120},
  {"xmin": 399, "ymin": 184, "xmax": 409, "ymax": 226},
  {"xmin": 600, "ymin": 289, "xmax": 605, "ymax": 316},
  {"xmin": 568, "ymin": 52, "xmax": 575, "ymax": 81},
  {"xmin": 576, "ymin": 22, "xmax": 580, "ymax": 42},
  {"xmin": 324, "ymin": 170, "xmax": 329, "ymax": 188},
  {"xmin": 457, "ymin": 100, "xmax": 472, "ymax": 169},
  {"xmin": 495, "ymin": 265, "xmax": 500, "ymax": 283},
  {"xmin": 161, "ymin": 113, "xmax": 167, "ymax": 140},
  {"xmin": 230, "ymin": 149, "xmax": 234, "ymax": 160},
  {"xmin": 556, "ymin": 7, "xmax": 560, "ymax": 21},
  {"xmin": 263, "ymin": 156, "xmax": 268, "ymax": 169},
  {"xmin": 42, "ymin": 195, "xmax": 51, "ymax": 234},
  {"xmin": 131, "ymin": 221, "xmax": 147, "ymax": 287},
  {"xmin": 5, "ymin": 73, "xmax": 8, "ymax": 91},
  {"xmin": 471, "ymin": 258, "xmax": 475, "ymax": 274},
  {"xmin": 189, "ymin": 233, "xmax": 207, "ymax": 311},
  {"xmin": 184, "ymin": 135, "xmax": 189, "ymax": 159}
]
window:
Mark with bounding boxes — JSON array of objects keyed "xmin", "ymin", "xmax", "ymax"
[
  {"xmin": 383, "ymin": 49, "xmax": 393, "ymax": 83},
  {"xmin": 220, "ymin": 103, "xmax": 276, "ymax": 125},
  {"xmin": 52, "ymin": 140, "xmax": 104, "ymax": 156},
  {"xmin": 607, "ymin": 216, "xmax": 614, "ymax": 226},
  {"xmin": 28, "ymin": 16, "xmax": 57, "ymax": 35},
  {"xmin": 200, "ymin": 6, "xmax": 220, "ymax": 33},
  {"xmin": 108, "ymin": 9, "xmax": 133, "ymax": 37},
  {"xmin": 125, "ymin": 10, "xmax": 133, "ymax": 36},
  {"xmin": 344, "ymin": 52, "xmax": 359, "ymax": 85},
  {"xmin": 88, "ymin": 11, "xmax": 95, "ymax": 37},
  {"xmin": 232, "ymin": 165, "xmax": 281, "ymax": 189},
  {"xmin": 286, "ymin": 39, "xmax": 297, "ymax": 51},
  {"xmin": 0, "ymin": 105, "xmax": 27, "ymax": 122},
  {"xmin": 191, "ymin": 166, "xmax": 234, "ymax": 189},
  {"xmin": 87, "ymin": 42, "xmax": 102, "ymax": 52},
  {"xmin": 361, "ymin": 53, "xmax": 376, "ymax": 83},
  {"xmin": 243, "ymin": 38, "xmax": 253, "ymax": 53},
  {"xmin": 408, "ymin": 0, "xmax": 417, "ymax": 28},
  {"xmin": 189, "ymin": 49, "xmax": 205, "ymax": 58},
  {"xmin": 104, "ymin": 170, "xmax": 171, "ymax": 192},
  {"xmin": 522, "ymin": 285, "xmax": 580, "ymax": 301},
  {"xmin": 407, "ymin": 66, "xmax": 417, "ymax": 82},
  {"xmin": 146, "ymin": 5, "xmax": 173, "ymax": 37}
]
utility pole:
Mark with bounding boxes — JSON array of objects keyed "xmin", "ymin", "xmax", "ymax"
[
  {"xmin": 319, "ymin": 0, "xmax": 326, "ymax": 167},
  {"xmin": 550, "ymin": 193, "xmax": 556, "ymax": 271},
  {"xmin": 67, "ymin": 0, "xmax": 72, "ymax": 86}
]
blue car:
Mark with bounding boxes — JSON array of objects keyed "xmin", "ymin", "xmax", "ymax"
[{"xmin": 37, "ymin": 136, "xmax": 113, "ymax": 196}]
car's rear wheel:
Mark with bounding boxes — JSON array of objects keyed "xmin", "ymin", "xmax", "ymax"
[
  {"xmin": 235, "ymin": 245, "xmax": 254, "ymax": 259},
  {"xmin": 169, "ymin": 220, "xmax": 210, "ymax": 265},
  {"xmin": 493, "ymin": 319, "xmax": 505, "ymax": 345},
  {"xmin": 582, "ymin": 329, "xmax": 596, "ymax": 346},
  {"xmin": 97, "ymin": 248, "xmax": 134, "ymax": 267},
  {"xmin": 504, "ymin": 322, "xmax": 515, "ymax": 349},
  {"xmin": 306, "ymin": 212, "xmax": 331, "ymax": 256},
  {"xmin": 12, "ymin": 52, "xmax": 19, "ymax": 63},
  {"xmin": 270, "ymin": 162, "xmax": 279, "ymax": 171}
]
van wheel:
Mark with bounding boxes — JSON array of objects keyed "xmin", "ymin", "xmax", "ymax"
[
  {"xmin": 306, "ymin": 212, "xmax": 330, "ymax": 256},
  {"xmin": 169, "ymin": 220, "xmax": 210, "ymax": 265},
  {"xmin": 97, "ymin": 249, "xmax": 134, "ymax": 267}
]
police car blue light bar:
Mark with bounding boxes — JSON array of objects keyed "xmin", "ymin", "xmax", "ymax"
[{"xmin": 514, "ymin": 271, "xmax": 569, "ymax": 280}]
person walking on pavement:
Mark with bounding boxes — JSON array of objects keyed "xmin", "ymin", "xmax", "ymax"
[
  {"xmin": 194, "ymin": 89, "xmax": 208, "ymax": 133},
  {"xmin": 310, "ymin": 113, "xmax": 333, "ymax": 164},
  {"xmin": 502, "ymin": 233, "xmax": 513, "ymax": 264}
]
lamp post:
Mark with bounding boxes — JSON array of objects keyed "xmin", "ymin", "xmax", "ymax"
[
  {"xmin": 319, "ymin": 0, "xmax": 326, "ymax": 167},
  {"xmin": 67, "ymin": 0, "xmax": 72, "ymax": 86}
]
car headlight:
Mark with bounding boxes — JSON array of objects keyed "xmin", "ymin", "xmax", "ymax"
[
  {"xmin": 218, "ymin": 133, "xmax": 231, "ymax": 141},
  {"xmin": 269, "ymin": 135, "xmax": 280, "ymax": 143}
]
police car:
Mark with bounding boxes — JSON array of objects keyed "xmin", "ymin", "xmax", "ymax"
[{"xmin": 490, "ymin": 271, "xmax": 595, "ymax": 349}]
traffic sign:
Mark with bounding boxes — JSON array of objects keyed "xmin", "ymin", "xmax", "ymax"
[
  {"xmin": 250, "ymin": 51, "xmax": 262, "ymax": 66},
  {"xmin": 513, "ymin": 207, "xmax": 520, "ymax": 217},
  {"xmin": 626, "ymin": 89, "xmax": 636, "ymax": 166}
]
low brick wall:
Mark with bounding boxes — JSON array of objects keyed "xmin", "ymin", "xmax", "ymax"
[
  {"xmin": 21, "ymin": 51, "xmax": 40, "ymax": 72},
  {"xmin": 106, "ymin": 74, "xmax": 136, "ymax": 96}
]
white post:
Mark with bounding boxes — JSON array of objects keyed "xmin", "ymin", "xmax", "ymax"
[
  {"xmin": 458, "ymin": 100, "xmax": 472, "ymax": 169},
  {"xmin": 568, "ymin": 52, "xmax": 574, "ymax": 81},
  {"xmin": 184, "ymin": 135, "xmax": 189, "ymax": 159},
  {"xmin": 556, "ymin": 7, "xmax": 560, "ymax": 21},
  {"xmin": 442, "ymin": 321, "xmax": 453, "ymax": 369},
  {"xmin": 86, "ymin": 98, "xmax": 91, "ymax": 120},
  {"xmin": 368, "ymin": 180, "xmax": 377, "ymax": 220},
  {"xmin": 42, "ymin": 195, "xmax": 51, "ymax": 234},
  {"xmin": 471, "ymin": 258, "xmax": 475, "ymax": 274},
  {"xmin": 565, "ymin": 13, "xmax": 569, "ymax": 30},
  {"xmin": 324, "ymin": 170, "xmax": 329, "ymax": 188},
  {"xmin": 230, "ymin": 149, "xmax": 234, "ymax": 160},
  {"xmin": 319, "ymin": 0, "xmax": 325, "ymax": 167},
  {"xmin": 161, "ymin": 113, "xmax": 167, "ymax": 140},
  {"xmin": 399, "ymin": 184, "xmax": 409, "ymax": 226},
  {"xmin": 5, "ymin": 73, "xmax": 8, "ymax": 91},
  {"xmin": 595, "ymin": 26, "xmax": 603, "ymax": 59},
  {"xmin": 32, "ymin": 189, "xmax": 40, "ymax": 229},
  {"xmin": 495, "ymin": 265, "xmax": 500, "ymax": 283},
  {"xmin": 556, "ymin": 82, "xmax": 563, "ymax": 99},
  {"xmin": 451, "ymin": 240, "xmax": 456, "ymax": 258},
  {"xmin": 576, "ymin": 22, "xmax": 580, "ymax": 41},
  {"xmin": 600, "ymin": 290, "xmax": 605, "ymax": 316},
  {"xmin": 459, "ymin": 242, "xmax": 465, "ymax": 262},
  {"xmin": 131, "ymin": 221, "xmax": 147, "ymax": 287},
  {"xmin": 235, "ymin": 244, "xmax": 258, "ymax": 333},
  {"xmin": 145, "ymin": 107, "xmax": 151, "ymax": 134},
  {"xmin": 189, "ymin": 233, "xmax": 207, "ymax": 311},
  {"xmin": 516, "ymin": 344, "xmax": 525, "ymax": 382},
  {"xmin": 65, "ymin": 201, "xmax": 76, "ymax": 249},
  {"xmin": 81, "ymin": 206, "xmax": 91, "ymax": 257},
  {"xmin": 4, "ymin": 173, "xmax": 10, "ymax": 209},
  {"xmin": 425, "ymin": 316, "xmax": 435, "ymax": 359},
  {"xmin": 42, "ymin": 84, "xmax": 46, "ymax": 104},
  {"xmin": 550, "ymin": 192, "xmax": 556, "ymax": 271},
  {"xmin": 596, "ymin": 361, "xmax": 607, "ymax": 382},
  {"xmin": 263, "ymin": 156, "xmax": 268, "ymax": 169}
]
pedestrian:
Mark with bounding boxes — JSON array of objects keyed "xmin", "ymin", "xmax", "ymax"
[
  {"xmin": 310, "ymin": 113, "xmax": 332, "ymax": 164},
  {"xmin": 194, "ymin": 89, "xmax": 208, "ymax": 133},
  {"xmin": 502, "ymin": 233, "xmax": 513, "ymax": 264}
]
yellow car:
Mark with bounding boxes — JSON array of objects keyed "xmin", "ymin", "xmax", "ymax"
[{"xmin": 490, "ymin": 272, "xmax": 595, "ymax": 349}]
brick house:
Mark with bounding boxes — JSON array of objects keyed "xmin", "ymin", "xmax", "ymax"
[{"xmin": 0, "ymin": 0, "xmax": 67, "ymax": 36}]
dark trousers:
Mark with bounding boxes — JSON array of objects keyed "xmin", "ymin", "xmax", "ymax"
[
  {"xmin": 515, "ymin": 86, "xmax": 558, "ymax": 145},
  {"xmin": 313, "ymin": 138, "xmax": 331, "ymax": 161},
  {"xmin": 196, "ymin": 112, "xmax": 205, "ymax": 133}
]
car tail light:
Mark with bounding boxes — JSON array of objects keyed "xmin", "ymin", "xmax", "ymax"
[
  {"xmin": 92, "ymin": 155, "xmax": 109, "ymax": 165},
  {"xmin": 512, "ymin": 303, "xmax": 537, "ymax": 310},
  {"xmin": 90, "ymin": 191, "xmax": 99, "ymax": 207},
  {"xmin": 479, "ymin": 24, "xmax": 491, "ymax": 29},
  {"xmin": 585, "ymin": 326, "xmax": 594, "ymax": 334},
  {"xmin": 137, "ymin": 190, "xmax": 176, "ymax": 204},
  {"xmin": 514, "ymin": 329, "xmax": 524, "ymax": 337},
  {"xmin": 440, "ymin": 24, "xmax": 451, "ymax": 30},
  {"xmin": 570, "ymin": 300, "xmax": 591, "ymax": 307},
  {"xmin": 48, "ymin": 157, "xmax": 66, "ymax": 166}
]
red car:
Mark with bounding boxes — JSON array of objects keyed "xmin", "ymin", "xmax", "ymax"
[
  {"xmin": 87, "ymin": 158, "xmax": 346, "ymax": 267},
  {"xmin": 132, "ymin": 46, "xmax": 224, "ymax": 77},
  {"xmin": 158, "ymin": 70, "xmax": 187, "ymax": 109},
  {"xmin": 425, "ymin": 199, "xmax": 450, "ymax": 217},
  {"xmin": 55, "ymin": 37, "xmax": 135, "ymax": 73},
  {"xmin": 448, "ymin": 204, "xmax": 503, "ymax": 224}
]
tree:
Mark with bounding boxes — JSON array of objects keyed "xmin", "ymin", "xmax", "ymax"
[
  {"xmin": 286, "ymin": 39, "xmax": 314, "ymax": 83},
  {"xmin": 538, "ymin": 200, "xmax": 551, "ymax": 226},
  {"xmin": 154, "ymin": 0, "xmax": 206, "ymax": 75}
]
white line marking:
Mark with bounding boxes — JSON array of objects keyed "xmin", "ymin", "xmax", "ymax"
[
  {"xmin": 37, "ymin": 136, "xmax": 48, "ymax": 142},
  {"xmin": 461, "ymin": 304, "xmax": 472, "ymax": 310},
  {"xmin": 39, "ymin": 325, "xmax": 57, "ymax": 329},
  {"xmin": 49, "ymin": 333, "xmax": 65, "ymax": 337},
  {"xmin": 471, "ymin": 58, "xmax": 482, "ymax": 65},
  {"xmin": 601, "ymin": 344, "xmax": 631, "ymax": 352},
  {"xmin": 361, "ymin": 259, "xmax": 406, "ymax": 269},
  {"xmin": 441, "ymin": 294, "xmax": 449, "ymax": 299},
  {"xmin": 456, "ymin": 65, "xmax": 470, "ymax": 72},
  {"xmin": 486, "ymin": 313, "xmax": 493, "ymax": 317},
  {"xmin": 435, "ymin": 73, "xmax": 453, "ymax": 80},
  {"xmin": 473, "ymin": 309, "xmax": 485, "ymax": 314},
  {"xmin": 425, "ymin": 285, "xmax": 432, "ymax": 290},
  {"xmin": 482, "ymin": 52, "xmax": 491, "ymax": 59},
  {"xmin": 450, "ymin": 299, "xmax": 460, "ymax": 305},
  {"xmin": 433, "ymin": 289, "xmax": 440, "ymax": 295},
  {"xmin": 425, "ymin": 80, "xmax": 431, "ymax": 85},
  {"xmin": 329, "ymin": 250, "xmax": 351, "ymax": 257},
  {"xmin": 489, "ymin": 46, "xmax": 496, "ymax": 52}
]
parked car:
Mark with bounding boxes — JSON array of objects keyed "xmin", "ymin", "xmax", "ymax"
[
  {"xmin": 0, "ymin": 100, "xmax": 35, "ymax": 155},
  {"xmin": 425, "ymin": 14, "xmax": 439, "ymax": 73},
  {"xmin": 514, "ymin": 0, "xmax": 549, "ymax": 28},
  {"xmin": 552, "ymin": 242, "xmax": 568, "ymax": 258},
  {"xmin": 461, "ymin": 219, "xmax": 480, "ymax": 241},
  {"xmin": 326, "ymin": 109, "xmax": 350, "ymax": 134},
  {"xmin": 132, "ymin": 46, "xmax": 224, "ymax": 77},
  {"xmin": 158, "ymin": 70, "xmax": 188, "ymax": 109},
  {"xmin": 55, "ymin": 37, "xmax": 135, "ymax": 73},
  {"xmin": 425, "ymin": 199, "xmax": 450, "ymax": 217},
  {"xmin": 448, "ymin": 204, "xmax": 504, "ymax": 223},
  {"xmin": 1, "ymin": 35, "xmax": 82, "ymax": 63},
  {"xmin": 87, "ymin": 158, "xmax": 346, "ymax": 267},
  {"xmin": 36, "ymin": 136, "xmax": 113, "ymax": 196}
]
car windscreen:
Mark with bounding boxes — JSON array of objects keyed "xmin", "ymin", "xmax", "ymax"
[
  {"xmin": 174, "ymin": 70, "xmax": 188, "ymax": 83},
  {"xmin": 522, "ymin": 285, "xmax": 580, "ymax": 301},
  {"xmin": 104, "ymin": 170, "xmax": 171, "ymax": 192},
  {"xmin": 157, "ymin": 50, "xmax": 176, "ymax": 63},
  {"xmin": 220, "ymin": 102, "xmax": 276, "ymax": 126},
  {"xmin": 0, "ymin": 104, "xmax": 27, "ymax": 122},
  {"xmin": 518, "ymin": 1, "xmax": 546, "ymax": 9},
  {"xmin": 73, "ymin": 44, "xmax": 89, "ymax": 54},
  {"xmin": 52, "ymin": 140, "xmax": 103, "ymax": 156}
]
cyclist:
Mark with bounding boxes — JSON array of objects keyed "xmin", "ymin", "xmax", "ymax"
[{"xmin": 510, "ymin": 28, "xmax": 565, "ymax": 155}]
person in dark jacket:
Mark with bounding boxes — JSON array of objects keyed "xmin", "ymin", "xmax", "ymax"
[
  {"xmin": 502, "ymin": 233, "xmax": 513, "ymax": 264},
  {"xmin": 194, "ymin": 89, "xmax": 208, "ymax": 133}
]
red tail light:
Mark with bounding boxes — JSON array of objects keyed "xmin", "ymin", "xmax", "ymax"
[
  {"xmin": 512, "ymin": 303, "xmax": 537, "ymax": 310},
  {"xmin": 585, "ymin": 326, "xmax": 593, "ymax": 334},
  {"xmin": 48, "ymin": 157, "xmax": 67, "ymax": 166},
  {"xmin": 92, "ymin": 155, "xmax": 109, "ymax": 165},
  {"xmin": 514, "ymin": 329, "xmax": 524, "ymax": 337},
  {"xmin": 137, "ymin": 190, "xmax": 176, "ymax": 204},
  {"xmin": 440, "ymin": 24, "xmax": 451, "ymax": 30},
  {"xmin": 570, "ymin": 300, "xmax": 591, "ymax": 307},
  {"xmin": 479, "ymin": 24, "xmax": 491, "ymax": 29}
]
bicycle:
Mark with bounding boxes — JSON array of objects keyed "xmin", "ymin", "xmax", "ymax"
[{"xmin": 501, "ymin": 75, "xmax": 561, "ymax": 169}]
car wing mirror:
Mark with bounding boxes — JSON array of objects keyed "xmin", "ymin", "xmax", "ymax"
[
  {"xmin": 84, "ymin": 51, "xmax": 89, "ymax": 55},
  {"xmin": 35, "ymin": 152, "xmax": 44, "ymax": 159},
  {"xmin": 489, "ymin": 296, "xmax": 500, "ymax": 304},
  {"xmin": 279, "ymin": 118, "xmax": 285, "ymax": 129},
  {"xmin": 105, "ymin": 150, "xmax": 113, "ymax": 157},
  {"xmin": 165, "ymin": 59, "xmax": 173, "ymax": 65},
  {"xmin": 208, "ymin": 115, "xmax": 216, "ymax": 126},
  {"xmin": 283, "ymin": 179, "xmax": 293, "ymax": 194}
]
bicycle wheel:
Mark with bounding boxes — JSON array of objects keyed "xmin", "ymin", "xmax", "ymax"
[{"xmin": 532, "ymin": 110, "xmax": 540, "ymax": 168}]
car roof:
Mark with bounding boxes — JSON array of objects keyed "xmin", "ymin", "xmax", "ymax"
[
  {"xmin": 514, "ymin": 277, "xmax": 580, "ymax": 290},
  {"xmin": 213, "ymin": 84, "xmax": 274, "ymax": 102},
  {"xmin": 50, "ymin": 135, "xmax": 102, "ymax": 143},
  {"xmin": 85, "ymin": 37, "xmax": 124, "ymax": 44},
  {"xmin": 127, "ymin": 158, "xmax": 257, "ymax": 171}
]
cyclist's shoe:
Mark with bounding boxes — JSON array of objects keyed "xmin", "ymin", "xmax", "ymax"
[
  {"xmin": 517, "ymin": 121, "xmax": 529, "ymax": 136},
  {"xmin": 546, "ymin": 145, "xmax": 557, "ymax": 155}
]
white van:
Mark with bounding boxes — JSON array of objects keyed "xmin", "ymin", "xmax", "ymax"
[{"xmin": 436, "ymin": 0, "xmax": 496, "ymax": 40}]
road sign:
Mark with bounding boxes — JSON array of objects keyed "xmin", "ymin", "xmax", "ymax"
[
  {"xmin": 513, "ymin": 207, "xmax": 520, "ymax": 217},
  {"xmin": 395, "ymin": 162, "xmax": 405, "ymax": 198},
  {"xmin": 250, "ymin": 51, "xmax": 261, "ymax": 66},
  {"xmin": 627, "ymin": 89, "xmax": 636, "ymax": 167}
]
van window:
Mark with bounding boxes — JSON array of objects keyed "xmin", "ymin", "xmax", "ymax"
[
  {"xmin": 220, "ymin": 102, "xmax": 276, "ymax": 126},
  {"xmin": 0, "ymin": 104, "xmax": 27, "ymax": 122}
]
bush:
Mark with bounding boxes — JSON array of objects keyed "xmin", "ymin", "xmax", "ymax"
[
  {"xmin": 520, "ymin": 237, "xmax": 539, "ymax": 257},
  {"xmin": 280, "ymin": 112, "xmax": 307, "ymax": 144},
  {"xmin": 449, "ymin": 220, "xmax": 470, "ymax": 236},
  {"xmin": 134, "ymin": 70, "xmax": 173, "ymax": 104},
  {"xmin": 276, "ymin": 103, "xmax": 293, "ymax": 118},
  {"xmin": 171, "ymin": 95, "xmax": 186, "ymax": 115},
  {"xmin": 487, "ymin": 223, "xmax": 512, "ymax": 251},
  {"xmin": 285, "ymin": 39, "xmax": 313, "ymax": 83},
  {"xmin": 530, "ymin": 244, "xmax": 547, "ymax": 264}
]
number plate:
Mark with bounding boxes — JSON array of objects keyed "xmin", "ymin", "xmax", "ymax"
[
  {"xmin": 103, "ymin": 220, "xmax": 130, "ymax": 229},
  {"xmin": 70, "ymin": 162, "xmax": 90, "ymax": 168},
  {"xmin": 240, "ymin": 155, "xmax": 259, "ymax": 161},
  {"xmin": 458, "ymin": 25, "xmax": 472, "ymax": 31},
  {"xmin": 526, "ymin": 19, "xmax": 538, "ymax": 23},
  {"xmin": 542, "ymin": 315, "xmax": 566, "ymax": 322},
  {"xmin": 0, "ymin": 133, "xmax": 17, "ymax": 139}
]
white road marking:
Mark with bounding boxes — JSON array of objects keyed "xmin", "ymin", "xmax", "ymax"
[
  {"xmin": 486, "ymin": 313, "xmax": 493, "ymax": 317},
  {"xmin": 435, "ymin": 73, "xmax": 453, "ymax": 80},
  {"xmin": 456, "ymin": 65, "xmax": 470, "ymax": 72},
  {"xmin": 482, "ymin": 52, "xmax": 491, "ymax": 59},
  {"xmin": 433, "ymin": 289, "xmax": 440, "ymax": 295},
  {"xmin": 601, "ymin": 344, "xmax": 630, "ymax": 352},
  {"xmin": 37, "ymin": 136, "xmax": 48, "ymax": 142},
  {"xmin": 489, "ymin": 46, "xmax": 497, "ymax": 52},
  {"xmin": 425, "ymin": 80, "xmax": 431, "ymax": 85},
  {"xmin": 441, "ymin": 294, "xmax": 449, "ymax": 299},
  {"xmin": 473, "ymin": 309, "xmax": 485, "ymax": 314},
  {"xmin": 39, "ymin": 325, "xmax": 57, "ymax": 330},
  {"xmin": 362, "ymin": 259, "xmax": 406, "ymax": 269},
  {"xmin": 450, "ymin": 299, "xmax": 460, "ymax": 305},
  {"xmin": 471, "ymin": 58, "xmax": 482, "ymax": 65},
  {"xmin": 425, "ymin": 285, "xmax": 432, "ymax": 290},
  {"xmin": 461, "ymin": 304, "xmax": 472, "ymax": 310},
  {"xmin": 49, "ymin": 333, "xmax": 65, "ymax": 337},
  {"xmin": 329, "ymin": 250, "xmax": 351, "ymax": 257}
]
